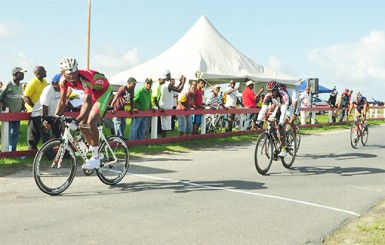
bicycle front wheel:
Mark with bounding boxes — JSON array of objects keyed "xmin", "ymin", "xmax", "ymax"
[
  {"xmin": 96, "ymin": 136, "xmax": 129, "ymax": 185},
  {"xmin": 361, "ymin": 125, "xmax": 368, "ymax": 146},
  {"xmin": 33, "ymin": 139, "xmax": 77, "ymax": 195},
  {"xmin": 350, "ymin": 124, "xmax": 358, "ymax": 149},
  {"xmin": 295, "ymin": 124, "xmax": 301, "ymax": 152},
  {"xmin": 254, "ymin": 132, "xmax": 273, "ymax": 175},
  {"xmin": 281, "ymin": 130, "xmax": 297, "ymax": 169}
]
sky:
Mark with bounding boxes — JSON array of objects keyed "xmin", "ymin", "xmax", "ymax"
[{"xmin": 1, "ymin": 0, "xmax": 385, "ymax": 100}]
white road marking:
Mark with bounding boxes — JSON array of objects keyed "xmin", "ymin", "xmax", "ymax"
[
  {"xmin": 128, "ymin": 173, "xmax": 360, "ymax": 217},
  {"xmin": 348, "ymin": 185, "xmax": 382, "ymax": 192}
]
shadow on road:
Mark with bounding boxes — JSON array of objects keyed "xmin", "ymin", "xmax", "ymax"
[
  {"xmin": 299, "ymin": 152, "xmax": 376, "ymax": 161},
  {"xmin": 289, "ymin": 165, "xmax": 385, "ymax": 176}
]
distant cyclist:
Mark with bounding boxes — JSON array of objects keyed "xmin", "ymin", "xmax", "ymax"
[
  {"xmin": 348, "ymin": 91, "xmax": 368, "ymax": 127},
  {"xmin": 279, "ymin": 83, "xmax": 301, "ymax": 138},
  {"xmin": 256, "ymin": 81, "xmax": 290, "ymax": 157},
  {"xmin": 54, "ymin": 57, "xmax": 113, "ymax": 170}
]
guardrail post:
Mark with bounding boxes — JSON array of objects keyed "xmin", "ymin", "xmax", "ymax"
[
  {"xmin": 374, "ymin": 105, "xmax": 378, "ymax": 118},
  {"xmin": 311, "ymin": 111, "xmax": 316, "ymax": 124},
  {"xmin": 201, "ymin": 114, "xmax": 206, "ymax": 134},
  {"xmin": 1, "ymin": 108, "xmax": 10, "ymax": 152},
  {"xmin": 239, "ymin": 113, "xmax": 245, "ymax": 130},
  {"xmin": 328, "ymin": 110, "xmax": 333, "ymax": 123},
  {"xmin": 150, "ymin": 116, "xmax": 158, "ymax": 139}
]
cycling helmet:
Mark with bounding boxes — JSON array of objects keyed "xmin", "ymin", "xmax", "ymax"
[
  {"xmin": 59, "ymin": 57, "xmax": 78, "ymax": 73},
  {"xmin": 267, "ymin": 80, "xmax": 279, "ymax": 91},
  {"xmin": 279, "ymin": 83, "xmax": 287, "ymax": 90},
  {"xmin": 355, "ymin": 91, "xmax": 362, "ymax": 100}
]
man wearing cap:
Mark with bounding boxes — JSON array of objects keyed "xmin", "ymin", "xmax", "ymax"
[
  {"xmin": 0, "ymin": 67, "xmax": 26, "ymax": 151},
  {"xmin": 24, "ymin": 66, "xmax": 49, "ymax": 149},
  {"xmin": 29, "ymin": 74, "xmax": 62, "ymax": 147},
  {"xmin": 159, "ymin": 73, "xmax": 186, "ymax": 137},
  {"xmin": 110, "ymin": 77, "xmax": 137, "ymax": 138},
  {"xmin": 129, "ymin": 78, "xmax": 153, "ymax": 140},
  {"xmin": 242, "ymin": 80, "xmax": 264, "ymax": 130}
]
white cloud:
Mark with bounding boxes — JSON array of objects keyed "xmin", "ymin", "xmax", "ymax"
[
  {"xmin": 307, "ymin": 31, "xmax": 385, "ymax": 100},
  {"xmin": 91, "ymin": 45, "xmax": 142, "ymax": 78},
  {"xmin": 0, "ymin": 22, "xmax": 22, "ymax": 39}
]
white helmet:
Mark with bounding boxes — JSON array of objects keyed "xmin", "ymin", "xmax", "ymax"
[{"xmin": 59, "ymin": 57, "xmax": 78, "ymax": 73}]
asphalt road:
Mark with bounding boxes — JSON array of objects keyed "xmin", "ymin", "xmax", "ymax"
[{"xmin": 1, "ymin": 125, "xmax": 385, "ymax": 245}]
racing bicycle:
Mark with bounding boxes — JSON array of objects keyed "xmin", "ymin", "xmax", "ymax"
[
  {"xmin": 254, "ymin": 119, "xmax": 297, "ymax": 175},
  {"xmin": 350, "ymin": 114, "xmax": 368, "ymax": 149},
  {"xmin": 33, "ymin": 115, "xmax": 129, "ymax": 195}
]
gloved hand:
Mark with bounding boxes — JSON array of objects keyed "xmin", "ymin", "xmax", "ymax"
[
  {"xmin": 151, "ymin": 106, "xmax": 158, "ymax": 112},
  {"xmin": 69, "ymin": 120, "xmax": 78, "ymax": 131}
]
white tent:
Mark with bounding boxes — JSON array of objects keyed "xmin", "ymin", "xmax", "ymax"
[{"xmin": 109, "ymin": 15, "xmax": 298, "ymax": 85}]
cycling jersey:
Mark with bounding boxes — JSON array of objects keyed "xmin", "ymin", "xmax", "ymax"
[
  {"xmin": 257, "ymin": 89, "xmax": 289, "ymax": 125},
  {"xmin": 352, "ymin": 97, "xmax": 368, "ymax": 114},
  {"xmin": 285, "ymin": 88, "xmax": 301, "ymax": 116},
  {"xmin": 59, "ymin": 70, "xmax": 112, "ymax": 116}
]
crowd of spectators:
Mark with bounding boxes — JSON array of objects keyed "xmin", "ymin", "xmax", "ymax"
[{"xmin": 0, "ymin": 64, "xmax": 380, "ymax": 153}]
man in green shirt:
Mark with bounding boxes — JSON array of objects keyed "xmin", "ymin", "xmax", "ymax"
[
  {"xmin": 129, "ymin": 78, "xmax": 153, "ymax": 140},
  {"xmin": 0, "ymin": 67, "xmax": 26, "ymax": 151}
]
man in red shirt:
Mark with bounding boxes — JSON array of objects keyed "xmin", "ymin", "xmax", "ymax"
[
  {"xmin": 192, "ymin": 78, "xmax": 206, "ymax": 134},
  {"xmin": 242, "ymin": 80, "xmax": 264, "ymax": 130}
]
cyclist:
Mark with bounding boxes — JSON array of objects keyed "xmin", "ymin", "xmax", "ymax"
[
  {"xmin": 348, "ymin": 91, "xmax": 368, "ymax": 141},
  {"xmin": 54, "ymin": 57, "xmax": 113, "ymax": 170},
  {"xmin": 279, "ymin": 83, "xmax": 301, "ymax": 139},
  {"xmin": 256, "ymin": 80, "xmax": 290, "ymax": 157}
]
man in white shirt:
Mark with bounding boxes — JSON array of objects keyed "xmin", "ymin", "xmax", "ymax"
[
  {"xmin": 29, "ymin": 74, "xmax": 62, "ymax": 147},
  {"xmin": 299, "ymin": 86, "xmax": 312, "ymax": 125},
  {"xmin": 224, "ymin": 80, "xmax": 239, "ymax": 131}
]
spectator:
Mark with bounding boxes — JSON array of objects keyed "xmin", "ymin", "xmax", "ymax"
[
  {"xmin": 224, "ymin": 80, "xmax": 241, "ymax": 132},
  {"xmin": 299, "ymin": 86, "xmax": 312, "ymax": 125},
  {"xmin": 206, "ymin": 84, "xmax": 225, "ymax": 109},
  {"xmin": 192, "ymin": 78, "xmax": 206, "ymax": 134},
  {"xmin": 337, "ymin": 88, "xmax": 350, "ymax": 122},
  {"xmin": 129, "ymin": 78, "xmax": 152, "ymax": 140},
  {"xmin": 31, "ymin": 74, "xmax": 62, "ymax": 146},
  {"xmin": 110, "ymin": 77, "xmax": 137, "ymax": 138},
  {"xmin": 159, "ymin": 73, "xmax": 186, "ymax": 137},
  {"xmin": 177, "ymin": 81, "xmax": 197, "ymax": 136},
  {"xmin": 24, "ymin": 66, "xmax": 49, "ymax": 149},
  {"xmin": 150, "ymin": 76, "xmax": 164, "ymax": 136},
  {"xmin": 242, "ymin": 80, "xmax": 263, "ymax": 130},
  {"xmin": 0, "ymin": 67, "xmax": 26, "ymax": 151},
  {"xmin": 327, "ymin": 90, "xmax": 338, "ymax": 122}
]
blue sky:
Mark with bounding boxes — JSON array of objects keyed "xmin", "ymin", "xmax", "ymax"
[{"xmin": 1, "ymin": 0, "xmax": 384, "ymax": 100}]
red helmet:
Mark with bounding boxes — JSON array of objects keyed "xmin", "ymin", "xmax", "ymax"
[{"xmin": 267, "ymin": 80, "xmax": 279, "ymax": 91}]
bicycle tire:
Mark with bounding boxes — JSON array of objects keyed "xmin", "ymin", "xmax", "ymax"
[
  {"xmin": 361, "ymin": 125, "xmax": 368, "ymax": 146},
  {"xmin": 295, "ymin": 124, "xmax": 301, "ymax": 152},
  {"xmin": 33, "ymin": 139, "xmax": 77, "ymax": 195},
  {"xmin": 254, "ymin": 132, "xmax": 273, "ymax": 175},
  {"xmin": 96, "ymin": 136, "xmax": 129, "ymax": 185},
  {"xmin": 350, "ymin": 124, "xmax": 358, "ymax": 149},
  {"xmin": 281, "ymin": 130, "xmax": 297, "ymax": 169}
]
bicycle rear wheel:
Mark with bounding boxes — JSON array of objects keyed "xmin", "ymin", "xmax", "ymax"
[
  {"xmin": 281, "ymin": 130, "xmax": 297, "ymax": 169},
  {"xmin": 96, "ymin": 136, "xmax": 129, "ymax": 185},
  {"xmin": 361, "ymin": 125, "xmax": 368, "ymax": 146},
  {"xmin": 350, "ymin": 124, "xmax": 358, "ymax": 149},
  {"xmin": 254, "ymin": 132, "xmax": 273, "ymax": 175},
  {"xmin": 33, "ymin": 139, "xmax": 77, "ymax": 195}
]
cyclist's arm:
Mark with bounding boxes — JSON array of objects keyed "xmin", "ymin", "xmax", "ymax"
[
  {"xmin": 76, "ymin": 93, "xmax": 93, "ymax": 124},
  {"xmin": 55, "ymin": 88, "xmax": 68, "ymax": 116}
]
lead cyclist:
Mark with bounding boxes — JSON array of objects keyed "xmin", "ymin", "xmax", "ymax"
[{"xmin": 54, "ymin": 57, "xmax": 113, "ymax": 170}]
